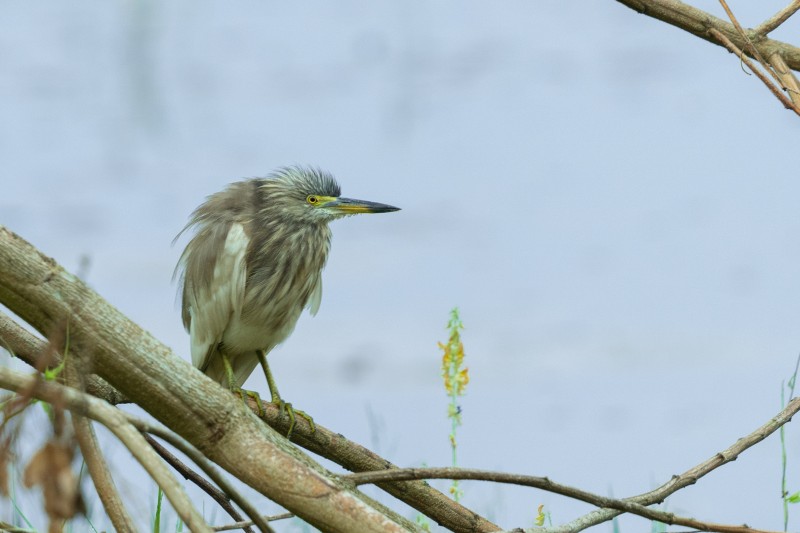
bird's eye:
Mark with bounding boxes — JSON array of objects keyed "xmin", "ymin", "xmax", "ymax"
[{"xmin": 307, "ymin": 195, "xmax": 319, "ymax": 205}]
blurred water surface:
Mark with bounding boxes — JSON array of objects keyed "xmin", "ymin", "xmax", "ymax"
[{"xmin": 2, "ymin": 1, "xmax": 800, "ymax": 531}]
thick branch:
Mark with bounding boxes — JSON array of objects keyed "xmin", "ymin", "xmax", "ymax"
[
  {"xmin": 245, "ymin": 396, "xmax": 501, "ymax": 533},
  {"xmin": 0, "ymin": 226, "xmax": 413, "ymax": 533},
  {"xmin": 0, "ymin": 263, "xmax": 497, "ymax": 531},
  {"xmin": 614, "ymin": 0, "xmax": 800, "ymax": 72}
]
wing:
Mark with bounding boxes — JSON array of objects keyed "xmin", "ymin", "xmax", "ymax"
[
  {"xmin": 306, "ymin": 274, "xmax": 322, "ymax": 316},
  {"xmin": 178, "ymin": 222, "xmax": 249, "ymax": 371}
]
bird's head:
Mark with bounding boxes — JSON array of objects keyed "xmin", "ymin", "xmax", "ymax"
[{"xmin": 263, "ymin": 166, "xmax": 400, "ymax": 224}]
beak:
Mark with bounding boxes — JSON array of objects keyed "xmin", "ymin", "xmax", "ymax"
[{"xmin": 326, "ymin": 197, "xmax": 400, "ymax": 214}]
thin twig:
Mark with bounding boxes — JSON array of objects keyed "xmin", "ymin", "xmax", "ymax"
[
  {"xmin": 709, "ymin": 28, "xmax": 800, "ymax": 115},
  {"xmin": 754, "ymin": 0, "xmax": 800, "ymax": 36},
  {"xmin": 0, "ymin": 521, "xmax": 37, "ymax": 533},
  {"xmin": 0, "ymin": 366, "xmax": 212, "ymax": 533},
  {"xmin": 212, "ymin": 513, "xmax": 294, "ymax": 532},
  {"xmin": 73, "ymin": 413, "xmax": 137, "ymax": 531},
  {"xmin": 347, "ymin": 468, "xmax": 780, "ymax": 533},
  {"xmin": 0, "ymin": 312, "xmax": 126, "ymax": 404},
  {"xmin": 132, "ymin": 419, "xmax": 275, "ymax": 533},
  {"xmin": 66, "ymin": 360, "xmax": 137, "ymax": 532},
  {"xmin": 549, "ymin": 396, "xmax": 800, "ymax": 533},
  {"xmin": 143, "ymin": 434, "xmax": 260, "ymax": 533},
  {"xmin": 717, "ymin": 0, "xmax": 789, "ymax": 93}
]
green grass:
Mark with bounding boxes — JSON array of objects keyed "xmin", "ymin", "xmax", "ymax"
[
  {"xmin": 153, "ymin": 487, "xmax": 164, "ymax": 533},
  {"xmin": 780, "ymin": 353, "xmax": 800, "ymax": 531}
]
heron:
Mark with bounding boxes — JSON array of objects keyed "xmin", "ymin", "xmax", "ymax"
[{"xmin": 175, "ymin": 166, "xmax": 399, "ymax": 435}]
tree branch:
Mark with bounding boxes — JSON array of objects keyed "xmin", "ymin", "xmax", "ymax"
[
  {"xmin": 614, "ymin": 0, "xmax": 800, "ymax": 72},
  {"xmin": 347, "ymin": 467, "xmax": 781, "ymax": 533},
  {"xmin": 65, "ymin": 361, "xmax": 136, "ymax": 532},
  {"xmin": 243, "ymin": 395, "xmax": 501, "ymax": 533},
  {"xmin": 0, "ymin": 366, "xmax": 212, "ymax": 532},
  {"xmin": 0, "ymin": 312, "xmax": 126, "ymax": 405},
  {"xmin": 0, "ymin": 226, "xmax": 414, "ymax": 533},
  {"xmin": 754, "ymin": 0, "xmax": 800, "ymax": 36},
  {"xmin": 0, "ymin": 251, "xmax": 498, "ymax": 531},
  {"xmin": 143, "ymin": 434, "xmax": 261, "ymax": 533},
  {"xmin": 550, "ymin": 396, "xmax": 800, "ymax": 532},
  {"xmin": 709, "ymin": 28, "xmax": 800, "ymax": 114},
  {"xmin": 213, "ymin": 513, "xmax": 294, "ymax": 532}
]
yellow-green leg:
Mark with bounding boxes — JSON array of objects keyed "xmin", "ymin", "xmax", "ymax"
[
  {"xmin": 256, "ymin": 350, "xmax": 314, "ymax": 438},
  {"xmin": 221, "ymin": 352, "xmax": 265, "ymax": 417}
]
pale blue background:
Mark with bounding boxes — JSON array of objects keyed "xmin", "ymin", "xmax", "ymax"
[{"xmin": 2, "ymin": 1, "xmax": 800, "ymax": 531}]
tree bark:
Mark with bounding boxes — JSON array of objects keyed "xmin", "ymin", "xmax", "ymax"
[{"xmin": 0, "ymin": 226, "xmax": 414, "ymax": 533}]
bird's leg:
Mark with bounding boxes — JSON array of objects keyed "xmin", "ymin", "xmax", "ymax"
[
  {"xmin": 256, "ymin": 350, "xmax": 315, "ymax": 438},
  {"xmin": 221, "ymin": 351, "xmax": 265, "ymax": 417}
]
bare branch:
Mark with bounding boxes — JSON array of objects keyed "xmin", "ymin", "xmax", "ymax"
[
  {"xmin": 1, "ymin": 307, "xmax": 498, "ymax": 533},
  {"xmin": 0, "ymin": 366, "xmax": 212, "ymax": 532},
  {"xmin": 551, "ymin": 396, "xmax": 800, "ymax": 532},
  {"xmin": 0, "ymin": 226, "xmax": 414, "ymax": 533},
  {"xmin": 72, "ymin": 415, "xmax": 137, "ymax": 531},
  {"xmin": 0, "ymin": 312, "xmax": 126, "ymax": 405},
  {"xmin": 213, "ymin": 513, "xmax": 294, "ymax": 532},
  {"xmin": 754, "ymin": 0, "xmax": 800, "ymax": 36},
  {"xmin": 243, "ymin": 395, "xmax": 501, "ymax": 533},
  {"xmin": 143, "ymin": 434, "xmax": 263, "ymax": 533},
  {"xmin": 717, "ymin": 0, "xmax": 787, "ymax": 90},
  {"xmin": 348, "ymin": 469, "xmax": 781, "ymax": 533},
  {"xmin": 769, "ymin": 52, "xmax": 800, "ymax": 106},
  {"xmin": 709, "ymin": 28, "xmax": 800, "ymax": 114},
  {"xmin": 614, "ymin": 0, "xmax": 800, "ymax": 72},
  {"xmin": 65, "ymin": 359, "xmax": 136, "ymax": 532}
]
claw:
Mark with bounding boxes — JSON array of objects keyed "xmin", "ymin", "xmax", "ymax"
[
  {"xmin": 275, "ymin": 400, "xmax": 314, "ymax": 439},
  {"xmin": 233, "ymin": 388, "xmax": 265, "ymax": 417}
]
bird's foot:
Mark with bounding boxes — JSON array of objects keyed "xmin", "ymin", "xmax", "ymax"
[
  {"xmin": 232, "ymin": 388, "xmax": 266, "ymax": 417},
  {"xmin": 274, "ymin": 399, "xmax": 315, "ymax": 439}
]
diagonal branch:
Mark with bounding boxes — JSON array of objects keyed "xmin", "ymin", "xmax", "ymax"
[
  {"xmin": 0, "ymin": 313, "xmax": 126, "ymax": 405},
  {"xmin": 65, "ymin": 360, "xmax": 137, "ymax": 532},
  {"xmin": 243, "ymin": 395, "xmax": 501, "ymax": 533},
  {"xmin": 550, "ymin": 396, "xmax": 800, "ymax": 532},
  {"xmin": 754, "ymin": 0, "xmax": 800, "ymax": 36},
  {"xmin": 0, "ymin": 366, "xmax": 212, "ymax": 532},
  {"xmin": 709, "ymin": 28, "xmax": 800, "ymax": 114},
  {"xmin": 614, "ymin": 0, "xmax": 800, "ymax": 72},
  {"xmin": 0, "ymin": 307, "xmax": 498, "ymax": 533},
  {"xmin": 0, "ymin": 225, "xmax": 414, "ymax": 533},
  {"xmin": 143, "ymin": 434, "xmax": 262, "ymax": 533}
]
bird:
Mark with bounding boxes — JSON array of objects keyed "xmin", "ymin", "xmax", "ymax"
[{"xmin": 174, "ymin": 166, "xmax": 399, "ymax": 434}]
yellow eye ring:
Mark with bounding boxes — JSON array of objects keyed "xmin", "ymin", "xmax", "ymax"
[{"xmin": 307, "ymin": 195, "xmax": 320, "ymax": 205}]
